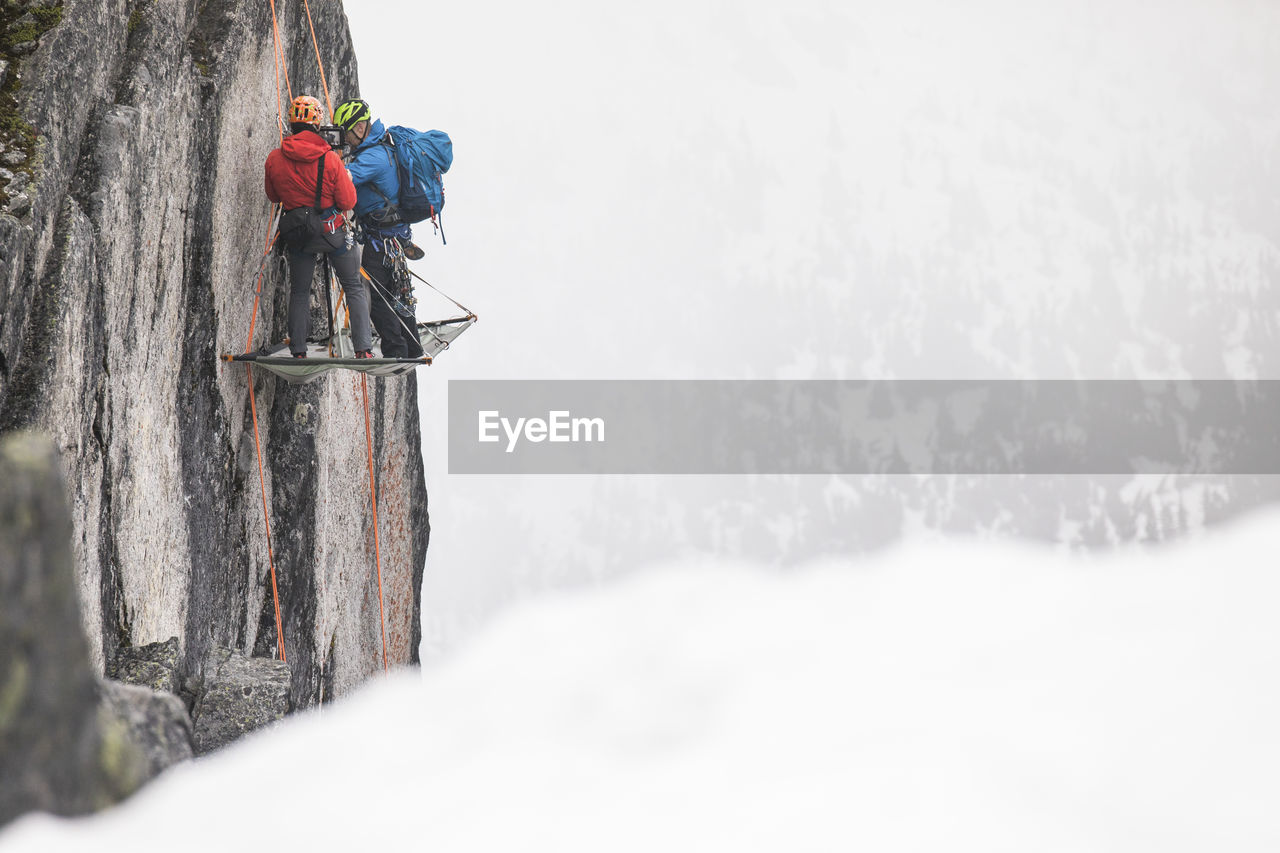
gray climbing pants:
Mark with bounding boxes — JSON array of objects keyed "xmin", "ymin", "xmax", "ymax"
[{"xmin": 287, "ymin": 243, "xmax": 373, "ymax": 355}]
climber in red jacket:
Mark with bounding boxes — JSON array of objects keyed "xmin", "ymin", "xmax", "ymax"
[{"xmin": 264, "ymin": 95, "xmax": 373, "ymax": 358}]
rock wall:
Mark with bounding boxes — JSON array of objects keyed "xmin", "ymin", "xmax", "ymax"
[{"xmin": 0, "ymin": 0, "xmax": 429, "ymax": 707}]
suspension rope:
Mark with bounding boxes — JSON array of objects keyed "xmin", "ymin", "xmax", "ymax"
[
  {"xmin": 325, "ymin": 261, "xmax": 350, "ymax": 356},
  {"xmin": 362, "ymin": 268, "xmax": 421, "ymax": 342},
  {"xmin": 248, "ymin": 366, "xmax": 287, "ymax": 662},
  {"xmin": 242, "ymin": 0, "xmax": 294, "ymax": 663},
  {"xmin": 361, "ymin": 373, "xmax": 390, "ymax": 672},
  {"xmin": 268, "ymin": 0, "xmax": 293, "ymax": 109},
  {"xmin": 406, "ymin": 266, "xmax": 474, "ymax": 316},
  {"xmin": 244, "ymin": 105, "xmax": 285, "ymax": 661},
  {"xmin": 245, "ymin": 207, "xmax": 282, "ymax": 353},
  {"xmin": 301, "ymin": 0, "xmax": 334, "ymax": 115},
  {"xmin": 243, "ymin": 0, "xmax": 398, "ymax": 676},
  {"xmin": 328, "ymin": 263, "xmax": 389, "ymax": 674},
  {"xmin": 317, "ymin": 355, "xmax": 337, "ymax": 708}
]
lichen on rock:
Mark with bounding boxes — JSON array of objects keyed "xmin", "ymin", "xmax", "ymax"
[
  {"xmin": 0, "ymin": 0, "xmax": 62, "ymax": 207},
  {"xmin": 97, "ymin": 678, "xmax": 193, "ymax": 778},
  {"xmin": 108, "ymin": 636, "xmax": 181, "ymax": 695},
  {"xmin": 190, "ymin": 647, "xmax": 290, "ymax": 756}
]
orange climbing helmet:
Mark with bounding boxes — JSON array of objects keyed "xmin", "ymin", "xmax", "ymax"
[{"xmin": 288, "ymin": 95, "xmax": 323, "ymax": 128}]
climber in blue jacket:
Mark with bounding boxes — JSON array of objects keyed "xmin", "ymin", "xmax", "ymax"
[{"xmin": 334, "ymin": 98, "xmax": 425, "ymax": 359}]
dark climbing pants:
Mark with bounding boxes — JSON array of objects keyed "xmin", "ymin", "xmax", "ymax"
[
  {"xmin": 362, "ymin": 239, "xmax": 423, "ymax": 359},
  {"xmin": 288, "ymin": 243, "xmax": 372, "ymax": 355}
]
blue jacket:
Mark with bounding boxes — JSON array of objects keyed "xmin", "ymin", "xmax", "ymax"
[{"xmin": 345, "ymin": 119, "xmax": 399, "ymax": 221}]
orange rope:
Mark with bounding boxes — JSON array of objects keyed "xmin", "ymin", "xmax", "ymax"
[
  {"xmin": 326, "ymin": 264, "xmax": 348, "ymax": 357},
  {"xmin": 270, "ymin": 24, "xmax": 284, "ymax": 143},
  {"xmin": 305, "ymin": 0, "xmax": 385, "ymax": 664},
  {"xmin": 245, "ymin": 209, "xmax": 280, "ymax": 353},
  {"xmin": 360, "ymin": 373, "xmax": 390, "ymax": 672},
  {"xmin": 268, "ymin": 0, "xmax": 293, "ymax": 105},
  {"xmin": 301, "ymin": 0, "xmax": 334, "ymax": 116},
  {"xmin": 241, "ymin": 0, "xmax": 293, "ymax": 664},
  {"xmin": 248, "ymin": 365, "xmax": 288, "ymax": 662},
  {"xmin": 252, "ymin": 0, "xmax": 391, "ymax": 676}
]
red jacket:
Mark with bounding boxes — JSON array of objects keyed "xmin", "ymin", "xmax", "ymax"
[{"xmin": 264, "ymin": 130, "xmax": 357, "ymax": 217}]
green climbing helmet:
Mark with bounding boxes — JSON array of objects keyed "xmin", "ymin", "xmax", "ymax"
[{"xmin": 333, "ymin": 99, "xmax": 372, "ymax": 132}]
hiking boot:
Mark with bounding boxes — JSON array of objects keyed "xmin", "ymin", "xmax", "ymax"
[
  {"xmin": 402, "ymin": 240, "xmax": 425, "ymax": 261},
  {"xmin": 292, "ymin": 352, "xmax": 307, "ymax": 359},
  {"xmin": 354, "ymin": 350, "xmax": 373, "ymax": 359}
]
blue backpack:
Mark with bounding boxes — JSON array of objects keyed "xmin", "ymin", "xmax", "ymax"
[{"xmin": 377, "ymin": 126, "xmax": 453, "ymax": 241}]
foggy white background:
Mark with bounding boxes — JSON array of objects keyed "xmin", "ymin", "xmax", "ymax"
[{"xmin": 346, "ymin": 0, "xmax": 1280, "ymax": 660}]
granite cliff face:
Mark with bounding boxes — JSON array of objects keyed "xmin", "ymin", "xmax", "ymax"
[{"xmin": 0, "ymin": 0, "xmax": 428, "ymax": 706}]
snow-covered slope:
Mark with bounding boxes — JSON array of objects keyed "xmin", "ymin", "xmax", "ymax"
[{"xmin": 6, "ymin": 509, "xmax": 1279, "ymax": 851}]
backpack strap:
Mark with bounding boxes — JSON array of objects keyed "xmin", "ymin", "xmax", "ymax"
[
  {"xmin": 313, "ymin": 154, "xmax": 326, "ymax": 213},
  {"xmin": 359, "ymin": 141, "xmax": 402, "ymax": 226},
  {"xmin": 369, "ymin": 135, "xmax": 399, "ymax": 219}
]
